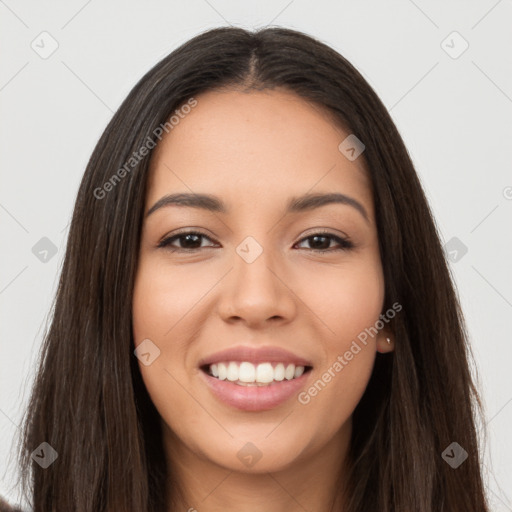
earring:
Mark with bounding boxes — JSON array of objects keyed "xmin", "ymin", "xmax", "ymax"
[{"xmin": 386, "ymin": 337, "xmax": 391, "ymax": 344}]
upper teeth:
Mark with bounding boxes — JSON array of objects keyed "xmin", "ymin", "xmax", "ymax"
[{"xmin": 210, "ymin": 362, "xmax": 305, "ymax": 384}]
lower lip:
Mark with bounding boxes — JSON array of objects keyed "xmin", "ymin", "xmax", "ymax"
[{"xmin": 200, "ymin": 369, "xmax": 312, "ymax": 411}]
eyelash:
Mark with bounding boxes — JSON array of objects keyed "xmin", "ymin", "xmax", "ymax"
[{"xmin": 157, "ymin": 230, "xmax": 354, "ymax": 253}]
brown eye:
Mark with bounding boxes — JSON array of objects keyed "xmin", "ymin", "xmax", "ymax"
[
  {"xmin": 295, "ymin": 233, "xmax": 354, "ymax": 252},
  {"xmin": 157, "ymin": 230, "xmax": 354, "ymax": 253},
  {"xmin": 158, "ymin": 231, "xmax": 217, "ymax": 251}
]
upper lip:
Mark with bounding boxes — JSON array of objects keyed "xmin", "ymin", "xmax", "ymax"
[{"xmin": 198, "ymin": 345, "xmax": 313, "ymax": 368}]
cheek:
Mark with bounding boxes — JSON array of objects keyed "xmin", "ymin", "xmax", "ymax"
[
  {"xmin": 304, "ymin": 256, "xmax": 385, "ymax": 340},
  {"xmin": 293, "ymin": 256, "xmax": 383, "ymax": 427},
  {"xmin": 131, "ymin": 260, "xmax": 187, "ymax": 397},
  {"xmin": 131, "ymin": 261, "xmax": 205, "ymax": 439},
  {"xmin": 296, "ymin": 344, "xmax": 375, "ymax": 453},
  {"xmin": 132, "ymin": 258, "xmax": 209, "ymax": 342},
  {"xmin": 295, "ymin": 314, "xmax": 378, "ymax": 451}
]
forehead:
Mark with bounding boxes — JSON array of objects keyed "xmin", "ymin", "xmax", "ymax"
[{"xmin": 146, "ymin": 88, "xmax": 373, "ymax": 219}]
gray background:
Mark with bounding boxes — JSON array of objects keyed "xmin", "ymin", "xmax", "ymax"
[{"xmin": 1, "ymin": 0, "xmax": 511, "ymax": 509}]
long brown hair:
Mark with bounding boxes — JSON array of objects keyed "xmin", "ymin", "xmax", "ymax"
[{"xmin": 15, "ymin": 26, "xmax": 489, "ymax": 511}]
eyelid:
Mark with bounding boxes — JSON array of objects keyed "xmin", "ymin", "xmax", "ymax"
[
  {"xmin": 157, "ymin": 228, "xmax": 218, "ymax": 249},
  {"xmin": 157, "ymin": 228, "xmax": 354, "ymax": 252},
  {"xmin": 294, "ymin": 230, "xmax": 354, "ymax": 252},
  {"xmin": 157, "ymin": 229, "xmax": 356, "ymax": 256},
  {"xmin": 299, "ymin": 227, "xmax": 350, "ymax": 240}
]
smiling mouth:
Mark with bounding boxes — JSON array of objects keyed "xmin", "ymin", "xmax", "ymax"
[{"xmin": 200, "ymin": 361, "xmax": 313, "ymax": 386}]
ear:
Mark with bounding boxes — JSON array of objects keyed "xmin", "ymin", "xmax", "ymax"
[{"xmin": 376, "ymin": 327, "xmax": 395, "ymax": 354}]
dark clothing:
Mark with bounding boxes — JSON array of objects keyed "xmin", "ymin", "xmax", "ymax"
[{"xmin": 0, "ymin": 496, "xmax": 23, "ymax": 512}]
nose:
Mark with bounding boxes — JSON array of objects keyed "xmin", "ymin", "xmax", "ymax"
[{"xmin": 216, "ymin": 247, "xmax": 298, "ymax": 328}]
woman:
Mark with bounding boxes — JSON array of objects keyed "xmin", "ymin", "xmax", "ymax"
[{"xmin": 8, "ymin": 26, "xmax": 488, "ymax": 511}]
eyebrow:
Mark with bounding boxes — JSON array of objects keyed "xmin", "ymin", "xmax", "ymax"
[{"xmin": 146, "ymin": 192, "xmax": 369, "ymax": 223}]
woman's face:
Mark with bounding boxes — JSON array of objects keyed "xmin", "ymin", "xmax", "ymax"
[{"xmin": 132, "ymin": 88, "xmax": 393, "ymax": 473}]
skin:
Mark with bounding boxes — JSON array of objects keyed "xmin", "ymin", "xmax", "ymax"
[{"xmin": 132, "ymin": 88, "xmax": 394, "ymax": 512}]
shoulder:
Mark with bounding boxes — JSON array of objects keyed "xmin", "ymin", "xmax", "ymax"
[{"xmin": 0, "ymin": 496, "xmax": 24, "ymax": 512}]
